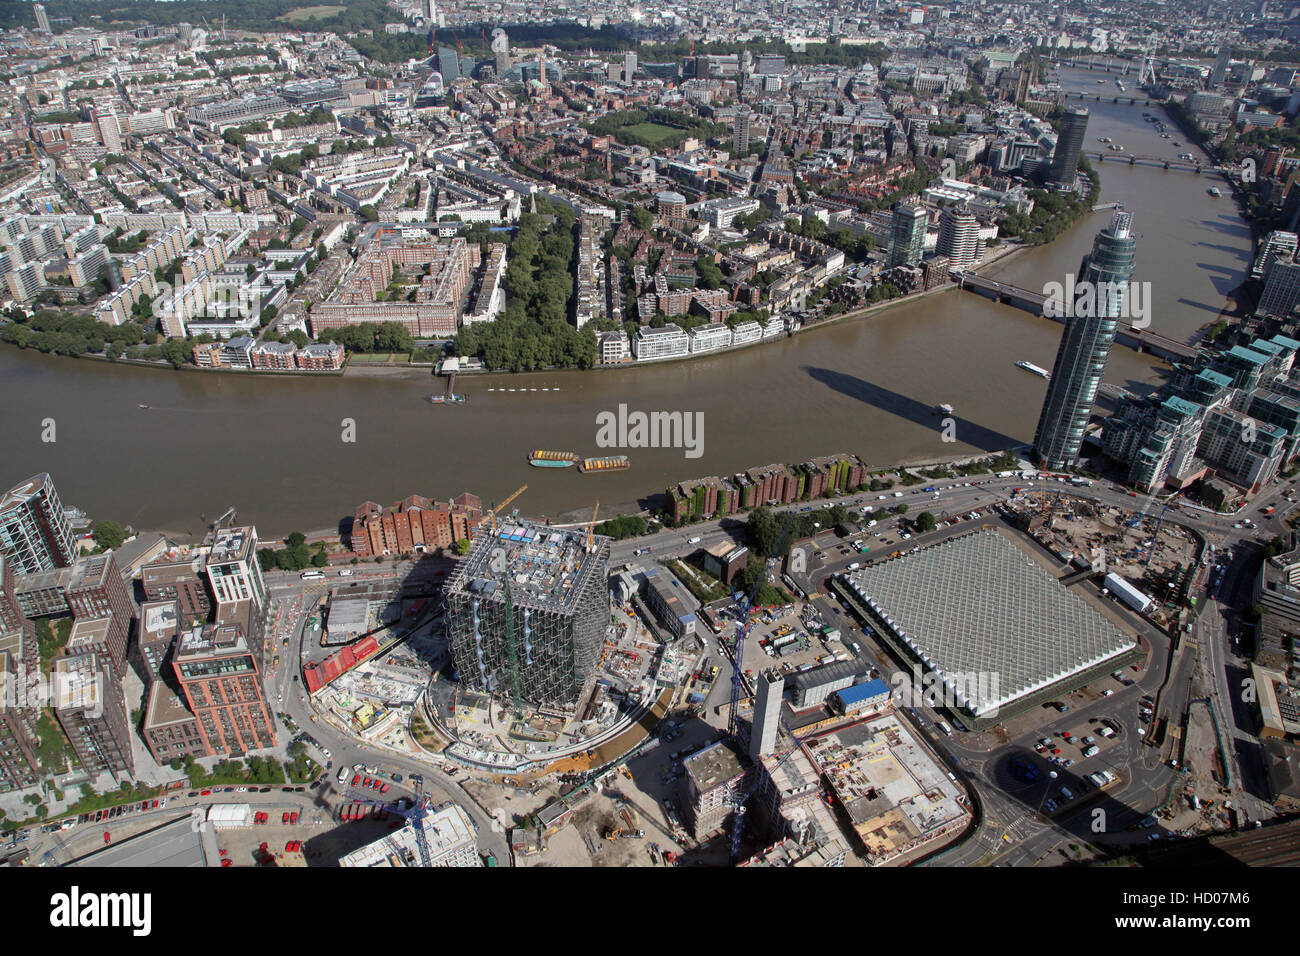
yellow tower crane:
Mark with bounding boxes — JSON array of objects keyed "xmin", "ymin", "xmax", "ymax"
[
  {"xmin": 487, "ymin": 484, "xmax": 528, "ymax": 536},
  {"xmin": 587, "ymin": 501, "xmax": 599, "ymax": 551}
]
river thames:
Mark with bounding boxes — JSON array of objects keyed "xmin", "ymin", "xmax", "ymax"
[{"xmin": 0, "ymin": 71, "xmax": 1253, "ymax": 538}]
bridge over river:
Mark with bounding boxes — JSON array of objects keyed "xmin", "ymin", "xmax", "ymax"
[{"xmin": 955, "ymin": 273, "xmax": 1200, "ymax": 363}]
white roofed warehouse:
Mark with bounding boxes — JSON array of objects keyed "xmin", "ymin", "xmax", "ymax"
[{"xmin": 835, "ymin": 530, "xmax": 1138, "ymax": 727}]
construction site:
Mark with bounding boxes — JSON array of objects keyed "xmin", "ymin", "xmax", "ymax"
[
  {"xmin": 808, "ymin": 714, "xmax": 971, "ymax": 865},
  {"xmin": 445, "ymin": 509, "xmax": 611, "ymax": 713},
  {"xmin": 1009, "ymin": 487, "xmax": 1205, "ymax": 632}
]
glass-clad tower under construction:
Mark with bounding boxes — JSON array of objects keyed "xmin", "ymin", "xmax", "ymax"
[
  {"xmin": 1033, "ymin": 211, "xmax": 1138, "ymax": 471},
  {"xmin": 446, "ymin": 520, "xmax": 610, "ymax": 712}
]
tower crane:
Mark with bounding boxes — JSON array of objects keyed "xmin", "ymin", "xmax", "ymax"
[
  {"xmin": 728, "ymin": 714, "xmax": 812, "ymax": 866},
  {"xmin": 351, "ymin": 782, "xmax": 435, "ymax": 866},
  {"xmin": 587, "ymin": 501, "xmax": 599, "ymax": 552},
  {"xmin": 485, "ymin": 484, "xmax": 527, "ymax": 536}
]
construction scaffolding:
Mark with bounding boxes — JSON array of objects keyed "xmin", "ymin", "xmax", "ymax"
[{"xmin": 446, "ymin": 520, "xmax": 611, "ymax": 711}]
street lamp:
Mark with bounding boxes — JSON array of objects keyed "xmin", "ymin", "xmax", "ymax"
[{"xmin": 1034, "ymin": 769, "xmax": 1059, "ymax": 820}]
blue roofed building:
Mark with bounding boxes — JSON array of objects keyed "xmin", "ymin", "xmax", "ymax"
[{"xmin": 830, "ymin": 678, "xmax": 893, "ymax": 717}]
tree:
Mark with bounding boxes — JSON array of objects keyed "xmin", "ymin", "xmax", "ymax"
[
  {"xmin": 916, "ymin": 511, "xmax": 937, "ymax": 533},
  {"xmin": 359, "ymin": 205, "xmax": 378, "ymax": 222},
  {"xmin": 310, "ymin": 550, "xmax": 328, "ymax": 568},
  {"xmin": 629, "ymin": 206, "xmax": 654, "ymax": 231},
  {"xmin": 91, "ymin": 520, "xmax": 128, "ymax": 551},
  {"xmin": 453, "ymin": 538, "xmax": 472, "ymax": 556}
]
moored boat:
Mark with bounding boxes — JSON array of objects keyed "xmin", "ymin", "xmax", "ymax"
[
  {"xmin": 529, "ymin": 450, "xmax": 580, "ymax": 468},
  {"xmin": 578, "ymin": 455, "xmax": 631, "ymax": 473}
]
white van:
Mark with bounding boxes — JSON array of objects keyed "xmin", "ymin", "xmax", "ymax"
[{"xmin": 687, "ymin": 536, "xmax": 702, "ymax": 544}]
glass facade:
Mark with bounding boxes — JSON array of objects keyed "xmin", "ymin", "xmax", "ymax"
[
  {"xmin": 1034, "ymin": 213, "xmax": 1137, "ymax": 470},
  {"xmin": 1048, "ymin": 106, "xmax": 1089, "ymax": 188},
  {"xmin": 888, "ymin": 204, "xmax": 927, "ymax": 268}
]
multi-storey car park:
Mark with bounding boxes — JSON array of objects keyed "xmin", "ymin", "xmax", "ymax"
[{"xmin": 446, "ymin": 520, "xmax": 610, "ymax": 714}]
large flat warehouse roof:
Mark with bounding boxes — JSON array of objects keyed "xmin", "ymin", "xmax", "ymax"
[{"xmin": 841, "ymin": 530, "xmax": 1134, "ymax": 716}]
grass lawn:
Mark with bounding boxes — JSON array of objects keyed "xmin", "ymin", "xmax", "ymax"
[
  {"xmin": 277, "ymin": 4, "xmax": 346, "ymax": 21},
  {"xmin": 410, "ymin": 713, "xmax": 448, "ymax": 752},
  {"xmin": 34, "ymin": 709, "xmax": 77, "ymax": 776},
  {"xmin": 619, "ymin": 122, "xmax": 683, "ymax": 146},
  {"xmin": 345, "ymin": 352, "xmax": 411, "ymax": 364},
  {"xmin": 34, "ymin": 617, "xmax": 73, "ymax": 674}
]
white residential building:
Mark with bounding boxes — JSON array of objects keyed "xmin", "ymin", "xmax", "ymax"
[
  {"xmin": 689, "ymin": 322, "xmax": 734, "ymax": 353},
  {"xmin": 633, "ymin": 324, "xmax": 690, "ymax": 361}
]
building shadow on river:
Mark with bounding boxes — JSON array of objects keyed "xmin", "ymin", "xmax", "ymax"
[{"xmin": 803, "ymin": 366, "xmax": 1025, "ymax": 452}]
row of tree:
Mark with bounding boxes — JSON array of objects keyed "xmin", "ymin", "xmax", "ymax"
[
  {"xmin": 0, "ymin": 309, "xmax": 147, "ymax": 359},
  {"xmin": 319, "ymin": 322, "xmax": 414, "ymax": 354},
  {"xmin": 452, "ymin": 201, "xmax": 596, "ymax": 371}
]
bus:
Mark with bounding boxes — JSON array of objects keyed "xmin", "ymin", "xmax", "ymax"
[{"xmin": 301, "ymin": 570, "xmax": 325, "ymax": 580}]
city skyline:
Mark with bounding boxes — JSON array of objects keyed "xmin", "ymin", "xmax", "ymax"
[{"xmin": 0, "ymin": 0, "xmax": 1295, "ymax": 888}]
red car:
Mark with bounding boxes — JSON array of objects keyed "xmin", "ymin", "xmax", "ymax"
[
  {"xmin": 1062, "ymin": 732, "xmax": 1072, "ymax": 740},
  {"xmin": 362, "ymin": 777, "xmax": 371, "ymax": 788},
  {"xmin": 103, "ymin": 832, "xmax": 111, "ymax": 844},
  {"xmin": 371, "ymin": 779, "xmax": 382, "ymax": 791},
  {"xmin": 351, "ymin": 774, "xmax": 361, "ymax": 787},
  {"xmin": 282, "ymin": 812, "xmax": 291, "ymax": 824},
  {"xmin": 1051, "ymin": 748, "xmax": 1061, "ymax": 755},
  {"xmin": 289, "ymin": 811, "xmax": 299, "ymax": 824},
  {"xmin": 221, "ymin": 859, "xmax": 232, "ymax": 868},
  {"xmin": 141, "ymin": 801, "xmax": 149, "ymax": 811},
  {"xmin": 200, "ymin": 789, "xmax": 211, "ymax": 796},
  {"xmin": 151, "ymin": 799, "xmax": 159, "ymax": 809},
  {"xmin": 380, "ymin": 783, "xmax": 390, "ymax": 794}
]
